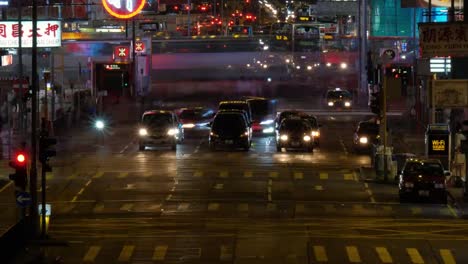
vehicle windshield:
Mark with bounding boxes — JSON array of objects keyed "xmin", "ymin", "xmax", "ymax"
[
  {"xmin": 179, "ymin": 109, "xmax": 208, "ymax": 119},
  {"xmin": 302, "ymin": 116, "xmax": 318, "ymax": 127},
  {"xmin": 248, "ymin": 100, "xmax": 270, "ymax": 119},
  {"xmin": 219, "ymin": 103, "xmax": 248, "ymax": 113},
  {"xmin": 404, "ymin": 162, "xmax": 444, "ymax": 176},
  {"xmin": 212, "ymin": 114, "xmax": 246, "ymax": 133},
  {"xmin": 327, "ymin": 90, "xmax": 351, "ymax": 99},
  {"xmin": 280, "ymin": 119, "xmax": 309, "ymax": 132},
  {"xmin": 142, "ymin": 113, "xmax": 172, "ymax": 126}
]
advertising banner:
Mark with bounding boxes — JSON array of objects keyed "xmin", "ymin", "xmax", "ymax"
[
  {"xmin": 419, "ymin": 22, "xmax": 468, "ymax": 58},
  {"xmin": 401, "ymin": 0, "xmax": 463, "ymax": 8},
  {"xmin": 432, "ymin": 79, "xmax": 468, "ymax": 108},
  {"xmin": 0, "ymin": 20, "xmax": 61, "ymax": 48}
]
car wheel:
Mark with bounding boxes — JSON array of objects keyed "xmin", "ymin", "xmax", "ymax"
[{"xmin": 139, "ymin": 145, "xmax": 145, "ymax": 151}]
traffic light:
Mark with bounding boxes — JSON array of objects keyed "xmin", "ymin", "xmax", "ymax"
[
  {"xmin": 9, "ymin": 152, "xmax": 28, "ymax": 190},
  {"xmin": 122, "ymin": 72, "xmax": 129, "ymax": 88},
  {"xmin": 370, "ymin": 92, "xmax": 381, "ymax": 115},
  {"xmin": 39, "ymin": 135, "xmax": 57, "ymax": 172}
]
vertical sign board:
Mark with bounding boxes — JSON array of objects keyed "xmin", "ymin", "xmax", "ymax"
[
  {"xmin": 425, "ymin": 124, "xmax": 451, "ymax": 170},
  {"xmin": 431, "ymin": 80, "xmax": 468, "ymax": 108},
  {"xmin": 419, "ymin": 22, "xmax": 468, "ymax": 58}
]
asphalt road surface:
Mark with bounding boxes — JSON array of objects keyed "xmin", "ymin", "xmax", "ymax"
[{"xmin": 30, "ymin": 111, "xmax": 467, "ymax": 264}]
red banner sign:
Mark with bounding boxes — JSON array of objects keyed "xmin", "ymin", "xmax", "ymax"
[{"xmin": 113, "ymin": 46, "xmax": 130, "ymax": 61}]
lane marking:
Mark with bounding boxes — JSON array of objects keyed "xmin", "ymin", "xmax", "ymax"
[
  {"xmin": 214, "ymin": 183, "xmax": 224, "ymax": 190},
  {"xmin": 346, "ymin": 246, "xmax": 361, "ymax": 263},
  {"xmin": 238, "ymin": 203, "xmax": 249, "ymax": 212},
  {"xmin": 353, "ymin": 171, "xmax": 359, "ymax": 181},
  {"xmin": 83, "ymin": 246, "xmax": 101, "ymax": 262},
  {"xmin": 0, "ymin": 181, "xmax": 12, "ymax": 193},
  {"xmin": 85, "ymin": 180, "xmax": 92, "ymax": 187},
  {"xmin": 71, "ymin": 196, "xmax": 78, "ymax": 202},
  {"xmin": 120, "ymin": 203, "xmax": 134, "ymax": 211},
  {"xmin": 324, "ymin": 204, "xmax": 336, "ymax": 212},
  {"xmin": 315, "ymin": 185, "xmax": 323, "ymax": 191},
  {"xmin": 411, "ymin": 207, "xmax": 422, "ymax": 215},
  {"xmin": 219, "ymin": 171, "xmax": 229, "ymax": 178},
  {"xmin": 220, "ymin": 245, "xmax": 232, "ymax": 261},
  {"xmin": 208, "ymin": 203, "xmax": 219, "ymax": 211},
  {"xmin": 375, "ymin": 247, "xmax": 393, "ymax": 263},
  {"xmin": 93, "ymin": 204, "xmax": 104, "ymax": 213},
  {"xmin": 447, "ymin": 205, "xmax": 459, "ymax": 219},
  {"xmin": 313, "ymin": 246, "xmax": 328, "ymax": 262},
  {"xmin": 119, "ymin": 144, "xmax": 130, "ymax": 154},
  {"xmin": 194, "ymin": 170, "xmax": 203, "ymax": 177},
  {"xmin": 92, "ymin": 171, "xmax": 104, "ymax": 179},
  {"xmin": 406, "ymin": 248, "xmax": 424, "ymax": 264},
  {"xmin": 267, "ymin": 203, "xmax": 276, "ymax": 211},
  {"xmin": 153, "ymin": 245, "xmax": 168, "ymax": 261},
  {"xmin": 344, "ymin": 173, "xmax": 354, "ymax": 180},
  {"xmin": 194, "ymin": 146, "xmax": 200, "ymax": 153},
  {"xmin": 268, "ymin": 179, "xmax": 273, "ymax": 201},
  {"xmin": 166, "ymin": 194, "xmax": 172, "ymax": 200},
  {"xmin": 178, "ymin": 203, "xmax": 190, "ymax": 210},
  {"xmin": 294, "ymin": 172, "xmax": 303, "ymax": 180},
  {"xmin": 66, "ymin": 172, "xmax": 78, "ymax": 180},
  {"xmin": 244, "ymin": 171, "xmax": 253, "ymax": 178},
  {"xmin": 295, "ymin": 204, "xmax": 305, "ymax": 214},
  {"xmin": 353, "ymin": 204, "xmax": 364, "ymax": 211},
  {"xmin": 319, "ymin": 173, "xmax": 328, "ymax": 180},
  {"xmin": 383, "ymin": 206, "xmax": 392, "ymax": 211},
  {"xmin": 118, "ymin": 172, "xmax": 129, "ymax": 179},
  {"xmin": 118, "ymin": 245, "xmax": 135, "ymax": 262},
  {"xmin": 269, "ymin": 171, "xmax": 279, "ymax": 178},
  {"xmin": 439, "ymin": 249, "xmax": 456, "ymax": 264}
]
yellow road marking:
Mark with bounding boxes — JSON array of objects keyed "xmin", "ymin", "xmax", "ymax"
[
  {"xmin": 83, "ymin": 246, "xmax": 101, "ymax": 262},
  {"xmin": 92, "ymin": 171, "xmax": 104, "ymax": 179},
  {"xmin": 118, "ymin": 245, "xmax": 135, "ymax": 262},
  {"xmin": 319, "ymin": 173, "xmax": 328, "ymax": 180},
  {"xmin": 46, "ymin": 172, "xmax": 53, "ymax": 180},
  {"xmin": 315, "ymin": 185, "xmax": 323, "ymax": 191},
  {"xmin": 214, "ymin": 183, "xmax": 224, "ymax": 190},
  {"xmin": 153, "ymin": 245, "xmax": 168, "ymax": 261},
  {"xmin": 375, "ymin": 247, "xmax": 393, "ymax": 263},
  {"xmin": 118, "ymin": 172, "xmax": 128, "ymax": 178},
  {"xmin": 267, "ymin": 203, "xmax": 276, "ymax": 211},
  {"xmin": 93, "ymin": 204, "xmax": 104, "ymax": 213},
  {"xmin": 406, "ymin": 248, "xmax": 424, "ymax": 264},
  {"xmin": 238, "ymin": 203, "xmax": 248, "ymax": 212},
  {"xmin": 313, "ymin": 246, "xmax": 328, "ymax": 262},
  {"xmin": 447, "ymin": 205, "xmax": 459, "ymax": 218},
  {"xmin": 344, "ymin": 173, "xmax": 354, "ymax": 180},
  {"xmin": 219, "ymin": 171, "xmax": 229, "ymax": 178},
  {"xmin": 120, "ymin": 203, "xmax": 134, "ymax": 211},
  {"xmin": 178, "ymin": 203, "xmax": 190, "ymax": 210},
  {"xmin": 383, "ymin": 206, "xmax": 392, "ymax": 211},
  {"xmin": 66, "ymin": 172, "xmax": 78, "ymax": 180},
  {"xmin": 411, "ymin": 207, "xmax": 422, "ymax": 215},
  {"xmin": 220, "ymin": 245, "xmax": 232, "ymax": 261},
  {"xmin": 71, "ymin": 196, "xmax": 78, "ymax": 202},
  {"xmin": 143, "ymin": 172, "xmax": 152, "ymax": 177},
  {"xmin": 440, "ymin": 249, "xmax": 456, "ymax": 264},
  {"xmin": 269, "ymin": 171, "xmax": 278, "ymax": 178},
  {"xmin": 353, "ymin": 204, "xmax": 364, "ymax": 211},
  {"xmin": 208, "ymin": 203, "xmax": 219, "ymax": 211},
  {"xmin": 194, "ymin": 170, "xmax": 203, "ymax": 177},
  {"xmin": 346, "ymin": 246, "xmax": 361, "ymax": 263},
  {"xmin": 0, "ymin": 181, "xmax": 12, "ymax": 193},
  {"xmin": 295, "ymin": 204, "xmax": 305, "ymax": 213},
  {"xmin": 244, "ymin": 171, "xmax": 253, "ymax": 178},
  {"xmin": 294, "ymin": 172, "xmax": 303, "ymax": 180},
  {"xmin": 353, "ymin": 171, "xmax": 359, "ymax": 181}
]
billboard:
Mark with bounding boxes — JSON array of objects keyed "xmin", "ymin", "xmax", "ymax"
[
  {"xmin": 432, "ymin": 79, "xmax": 468, "ymax": 108},
  {"xmin": 401, "ymin": 0, "xmax": 463, "ymax": 8},
  {"xmin": 419, "ymin": 22, "xmax": 468, "ymax": 57},
  {"xmin": 0, "ymin": 21, "xmax": 61, "ymax": 48}
]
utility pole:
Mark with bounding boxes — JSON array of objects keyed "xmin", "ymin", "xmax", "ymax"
[
  {"xmin": 132, "ymin": 19, "xmax": 136, "ymax": 97},
  {"xmin": 17, "ymin": 0, "xmax": 24, "ymax": 137},
  {"xmin": 187, "ymin": 0, "xmax": 191, "ymax": 37},
  {"xmin": 30, "ymin": 0, "xmax": 39, "ymax": 237},
  {"xmin": 382, "ymin": 71, "xmax": 388, "ymax": 182}
]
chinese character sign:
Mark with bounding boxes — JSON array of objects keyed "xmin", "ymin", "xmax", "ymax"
[
  {"xmin": 419, "ymin": 22, "xmax": 468, "ymax": 57},
  {"xmin": 102, "ymin": 0, "xmax": 147, "ymax": 19},
  {"xmin": 0, "ymin": 21, "xmax": 61, "ymax": 48}
]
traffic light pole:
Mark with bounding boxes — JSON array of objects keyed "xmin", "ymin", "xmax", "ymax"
[
  {"xmin": 382, "ymin": 74, "xmax": 388, "ymax": 182},
  {"xmin": 40, "ymin": 119, "xmax": 47, "ymax": 238}
]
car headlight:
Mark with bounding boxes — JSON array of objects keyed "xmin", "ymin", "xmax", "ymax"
[
  {"xmin": 404, "ymin": 182, "xmax": 414, "ymax": 188},
  {"xmin": 311, "ymin": 131, "xmax": 320, "ymax": 137},
  {"xmin": 359, "ymin": 137, "xmax": 368, "ymax": 144},
  {"xmin": 307, "ymin": 65, "xmax": 312, "ymax": 70},
  {"xmin": 280, "ymin": 134, "xmax": 288, "ymax": 141},
  {"xmin": 139, "ymin": 128, "xmax": 148, "ymax": 136},
  {"xmin": 263, "ymin": 127, "xmax": 275, "ymax": 133},
  {"xmin": 182, "ymin": 123, "xmax": 195, "ymax": 128},
  {"xmin": 210, "ymin": 132, "xmax": 218, "ymax": 137},
  {"xmin": 328, "ymin": 102, "xmax": 334, "ymax": 106},
  {"xmin": 167, "ymin": 128, "xmax": 179, "ymax": 136},
  {"xmin": 303, "ymin": 135, "xmax": 311, "ymax": 141},
  {"xmin": 241, "ymin": 131, "xmax": 249, "ymax": 137},
  {"xmin": 260, "ymin": 119, "xmax": 274, "ymax": 125},
  {"xmin": 340, "ymin": 62, "xmax": 347, "ymax": 69},
  {"xmin": 344, "ymin": 101, "xmax": 351, "ymax": 107}
]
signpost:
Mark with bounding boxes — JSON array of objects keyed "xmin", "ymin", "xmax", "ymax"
[
  {"xmin": 16, "ymin": 191, "xmax": 31, "ymax": 207},
  {"xmin": 102, "ymin": 0, "xmax": 147, "ymax": 19}
]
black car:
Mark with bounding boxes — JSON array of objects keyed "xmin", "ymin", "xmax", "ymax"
[
  {"xmin": 275, "ymin": 110, "xmax": 303, "ymax": 129},
  {"xmin": 218, "ymin": 100, "xmax": 253, "ymax": 123},
  {"xmin": 399, "ymin": 158, "xmax": 450, "ymax": 203},
  {"xmin": 209, "ymin": 111, "xmax": 252, "ymax": 151},
  {"xmin": 353, "ymin": 121, "xmax": 380, "ymax": 152},
  {"xmin": 276, "ymin": 117, "xmax": 314, "ymax": 152},
  {"xmin": 326, "ymin": 88, "xmax": 353, "ymax": 109}
]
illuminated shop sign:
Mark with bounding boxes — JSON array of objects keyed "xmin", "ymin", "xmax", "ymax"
[{"xmin": 0, "ymin": 20, "xmax": 61, "ymax": 48}]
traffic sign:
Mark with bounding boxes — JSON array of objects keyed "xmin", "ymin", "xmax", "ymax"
[
  {"xmin": 38, "ymin": 204, "xmax": 51, "ymax": 216},
  {"xmin": 16, "ymin": 192, "xmax": 32, "ymax": 207},
  {"xmin": 102, "ymin": 0, "xmax": 147, "ymax": 19},
  {"xmin": 381, "ymin": 49, "xmax": 396, "ymax": 62}
]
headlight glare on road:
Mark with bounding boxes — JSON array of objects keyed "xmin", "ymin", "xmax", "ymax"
[
  {"xmin": 139, "ymin": 128, "xmax": 148, "ymax": 136},
  {"xmin": 311, "ymin": 131, "xmax": 320, "ymax": 137},
  {"xmin": 280, "ymin": 134, "xmax": 288, "ymax": 141},
  {"xmin": 303, "ymin": 135, "xmax": 311, "ymax": 141},
  {"xmin": 328, "ymin": 101, "xmax": 334, "ymax": 106},
  {"xmin": 359, "ymin": 137, "xmax": 368, "ymax": 144},
  {"xmin": 167, "ymin": 128, "xmax": 179, "ymax": 136},
  {"xmin": 404, "ymin": 182, "xmax": 414, "ymax": 188},
  {"xmin": 260, "ymin": 119, "xmax": 274, "ymax": 125},
  {"xmin": 263, "ymin": 127, "xmax": 275, "ymax": 133},
  {"xmin": 344, "ymin": 101, "xmax": 351, "ymax": 107}
]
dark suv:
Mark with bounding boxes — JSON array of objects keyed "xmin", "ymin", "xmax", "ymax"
[
  {"xmin": 138, "ymin": 110, "xmax": 184, "ymax": 151},
  {"xmin": 218, "ymin": 100, "xmax": 253, "ymax": 123},
  {"xmin": 326, "ymin": 88, "xmax": 353, "ymax": 109},
  {"xmin": 209, "ymin": 111, "xmax": 252, "ymax": 151},
  {"xmin": 276, "ymin": 117, "xmax": 314, "ymax": 152},
  {"xmin": 399, "ymin": 158, "xmax": 450, "ymax": 204}
]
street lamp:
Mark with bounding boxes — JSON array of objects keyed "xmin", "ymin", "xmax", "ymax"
[{"xmin": 95, "ymin": 120, "xmax": 105, "ymax": 130}]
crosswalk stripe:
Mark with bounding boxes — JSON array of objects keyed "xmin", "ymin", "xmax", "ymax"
[
  {"xmin": 411, "ymin": 207, "xmax": 422, "ymax": 215},
  {"xmin": 269, "ymin": 171, "xmax": 279, "ymax": 178},
  {"xmin": 313, "ymin": 246, "xmax": 328, "ymax": 262},
  {"xmin": 220, "ymin": 245, "xmax": 232, "ymax": 261},
  {"xmin": 93, "ymin": 204, "xmax": 104, "ymax": 213},
  {"xmin": 120, "ymin": 203, "xmax": 133, "ymax": 211},
  {"xmin": 178, "ymin": 203, "xmax": 190, "ymax": 210},
  {"xmin": 194, "ymin": 170, "xmax": 203, "ymax": 177},
  {"xmin": 407, "ymin": 248, "xmax": 424, "ymax": 264},
  {"xmin": 46, "ymin": 172, "xmax": 53, "ymax": 180},
  {"xmin": 153, "ymin": 245, "xmax": 168, "ymax": 261},
  {"xmin": 118, "ymin": 172, "xmax": 128, "ymax": 178},
  {"xmin": 315, "ymin": 185, "xmax": 323, "ymax": 191},
  {"xmin": 295, "ymin": 204, "xmax": 305, "ymax": 214},
  {"xmin": 238, "ymin": 203, "xmax": 249, "ymax": 212},
  {"xmin": 319, "ymin": 173, "xmax": 328, "ymax": 180},
  {"xmin": 440, "ymin": 249, "xmax": 456, "ymax": 264},
  {"xmin": 376, "ymin": 247, "xmax": 393, "ymax": 263},
  {"xmin": 344, "ymin": 173, "xmax": 354, "ymax": 180},
  {"xmin": 244, "ymin": 171, "xmax": 253, "ymax": 178},
  {"xmin": 219, "ymin": 171, "xmax": 229, "ymax": 178},
  {"xmin": 208, "ymin": 203, "xmax": 219, "ymax": 211},
  {"xmin": 294, "ymin": 172, "xmax": 304, "ymax": 180},
  {"xmin": 83, "ymin": 246, "xmax": 101, "ymax": 262},
  {"xmin": 346, "ymin": 246, "xmax": 361, "ymax": 263},
  {"xmin": 214, "ymin": 183, "xmax": 224, "ymax": 190},
  {"xmin": 118, "ymin": 245, "xmax": 135, "ymax": 262}
]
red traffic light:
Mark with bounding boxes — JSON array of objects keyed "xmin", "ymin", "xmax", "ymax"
[{"xmin": 16, "ymin": 154, "xmax": 26, "ymax": 163}]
